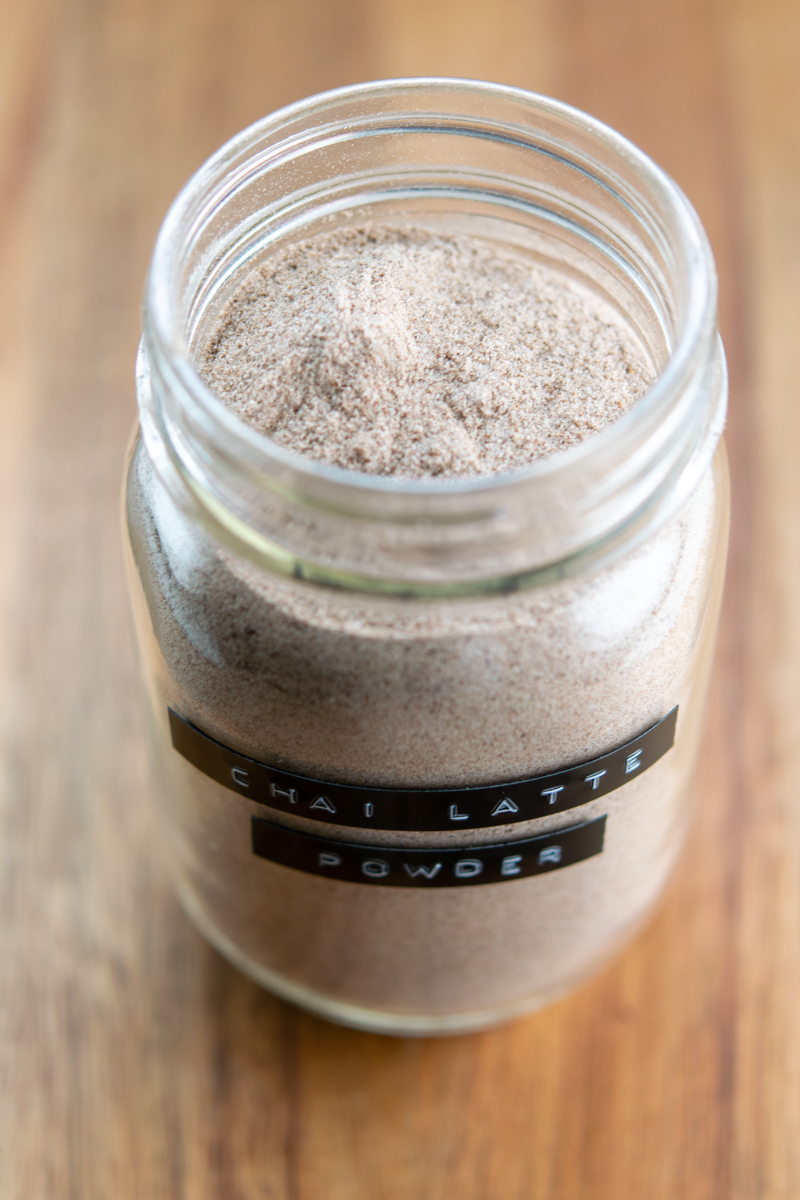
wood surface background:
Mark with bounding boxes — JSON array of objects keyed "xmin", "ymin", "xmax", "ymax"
[{"xmin": 0, "ymin": 0, "xmax": 797, "ymax": 1196}]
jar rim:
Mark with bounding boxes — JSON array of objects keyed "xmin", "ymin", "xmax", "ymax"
[{"xmin": 141, "ymin": 78, "xmax": 724, "ymax": 594}]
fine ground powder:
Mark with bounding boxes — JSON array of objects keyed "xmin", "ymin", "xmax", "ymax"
[
  {"xmin": 129, "ymin": 224, "xmax": 722, "ymax": 1025},
  {"xmin": 200, "ymin": 226, "xmax": 653, "ymax": 476}
]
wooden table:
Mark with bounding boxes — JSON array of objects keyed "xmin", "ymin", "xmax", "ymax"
[{"xmin": 0, "ymin": 0, "xmax": 797, "ymax": 1195}]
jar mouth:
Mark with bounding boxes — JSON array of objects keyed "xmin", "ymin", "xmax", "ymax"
[{"xmin": 141, "ymin": 78, "xmax": 724, "ymax": 592}]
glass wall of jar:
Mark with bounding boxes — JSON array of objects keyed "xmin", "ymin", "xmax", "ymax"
[{"xmin": 124, "ymin": 80, "xmax": 729, "ymax": 1034}]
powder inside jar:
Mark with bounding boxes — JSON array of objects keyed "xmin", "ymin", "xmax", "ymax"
[
  {"xmin": 200, "ymin": 226, "xmax": 655, "ymax": 475},
  {"xmin": 129, "ymin": 222, "xmax": 719, "ymax": 1026}
]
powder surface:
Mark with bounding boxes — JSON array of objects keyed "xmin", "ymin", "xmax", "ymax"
[{"xmin": 200, "ymin": 226, "xmax": 654, "ymax": 477}]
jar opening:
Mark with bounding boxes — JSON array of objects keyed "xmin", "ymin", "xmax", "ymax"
[{"xmin": 140, "ymin": 78, "xmax": 725, "ymax": 595}]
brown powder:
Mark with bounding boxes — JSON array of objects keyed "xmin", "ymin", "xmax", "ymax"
[
  {"xmin": 200, "ymin": 226, "xmax": 653, "ymax": 476},
  {"xmin": 128, "ymin": 224, "xmax": 724, "ymax": 1031}
]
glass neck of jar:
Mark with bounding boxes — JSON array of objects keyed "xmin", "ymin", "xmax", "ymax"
[{"xmin": 140, "ymin": 80, "xmax": 725, "ymax": 598}]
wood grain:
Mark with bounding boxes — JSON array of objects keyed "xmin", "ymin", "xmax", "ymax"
[{"xmin": 0, "ymin": 0, "xmax": 796, "ymax": 1195}]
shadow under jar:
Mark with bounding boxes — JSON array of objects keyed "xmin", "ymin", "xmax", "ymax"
[{"xmin": 124, "ymin": 79, "xmax": 729, "ymax": 1035}]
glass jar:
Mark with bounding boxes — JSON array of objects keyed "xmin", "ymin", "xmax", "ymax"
[{"xmin": 124, "ymin": 79, "xmax": 728, "ymax": 1035}]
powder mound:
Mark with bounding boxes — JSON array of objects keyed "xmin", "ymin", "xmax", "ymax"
[{"xmin": 200, "ymin": 226, "xmax": 655, "ymax": 478}]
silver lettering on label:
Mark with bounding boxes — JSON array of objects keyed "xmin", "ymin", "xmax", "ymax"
[
  {"xmin": 538, "ymin": 846, "xmax": 563, "ymax": 865},
  {"xmin": 449, "ymin": 804, "xmax": 469, "ymax": 822},
  {"xmin": 403, "ymin": 863, "xmax": 442, "ymax": 880},
  {"xmin": 270, "ymin": 782, "xmax": 298, "ymax": 805},
  {"xmin": 361, "ymin": 859, "xmax": 390, "ymax": 878},
  {"xmin": 625, "ymin": 749, "xmax": 644, "ymax": 773},
  {"xmin": 318, "ymin": 852, "xmax": 342, "ymax": 868},
  {"xmin": 500, "ymin": 855, "xmax": 523, "ymax": 876},
  {"xmin": 231, "ymin": 767, "xmax": 250, "ymax": 788},
  {"xmin": 310, "ymin": 795, "xmax": 337, "ymax": 814},
  {"xmin": 491, "ymin": 797, "xmax": 519, "ymax": 816},
  {"xmin": 584, "ymin": 770, "xmax": 606, "ymax": 790},
  {"xmin": 454, "ymin": 859, "xmax": 484, "ymax": 879},
  {"xmin": 364, "ymin": 802, "xmax": 374, "ymax": 818},
  {"xmin": 541, "ymin": 786, "xmax": 564, "ymax": 806}
]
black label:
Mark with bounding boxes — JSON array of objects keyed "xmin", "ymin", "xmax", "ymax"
[
  {"xmin": 169, "ymin": 706, "xmax": 676, "ymax": 832},
  {"xmin": 251, "ymin": 814, "xmax": 606, "ymax": 888}
]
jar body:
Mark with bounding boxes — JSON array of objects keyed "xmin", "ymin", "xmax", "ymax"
[
  {"xmin": 125, "ymin": 431, "xmax": 728, "ymax": 1033},
  {"xmin": 126, "ymin": 80, "xmax": 729, "ymax": 1033}
]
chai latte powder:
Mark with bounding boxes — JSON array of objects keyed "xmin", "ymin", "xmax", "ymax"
[
  {"xmin": 128, "ymin": 225, "xmax": 719, "ymax": 1020},
  {"xmin": 201, "ymin": 226, "xmax": 652, "ymax": 475}
]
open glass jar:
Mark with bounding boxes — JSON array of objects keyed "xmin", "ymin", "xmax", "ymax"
[{"xmin": 124, "ymin": 79, "xmax": 728, "ymax": 1034}]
